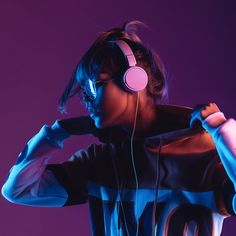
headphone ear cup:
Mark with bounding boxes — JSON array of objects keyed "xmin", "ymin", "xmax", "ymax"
[{"xmin": 123, "ymin": 66, "xmax": 148, "ymax": 92}]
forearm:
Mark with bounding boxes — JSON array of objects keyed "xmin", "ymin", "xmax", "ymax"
[
  {"xmin": 1, "ymin": 120, "xmax": 70, "ymax": 206},
  {"xmin": 203, "ymin": 113, "xmax": 236, "ymax": 185}
]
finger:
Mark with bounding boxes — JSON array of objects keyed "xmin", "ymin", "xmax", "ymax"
[
  {"xmin": 190, "ymin": 104, "xmax": 207, "ymax": 127},
  {"xmin": 200, "ymin": 103, "xmax": 220, "ymax": 119},
  {"xmin": 190, "ymin": 110, "xmax": 200, "ymax": 127}
]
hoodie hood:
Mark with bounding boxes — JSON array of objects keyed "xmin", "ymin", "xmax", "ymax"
[
  {"xmin": 93, "ymin": 103, "xmax": 216, "ymax": 154},
  {"xmin": 92, "ymin": 104, "xmax": 193, "ymax": 140}
]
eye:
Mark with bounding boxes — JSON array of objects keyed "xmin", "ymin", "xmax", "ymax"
[
  {"xmin": 94, "ymin": 80, "xmax": 106, "ymax": 88},
  {"xmin": 94, "ymin": 78, "xmax": 115, "ymax": 88}
]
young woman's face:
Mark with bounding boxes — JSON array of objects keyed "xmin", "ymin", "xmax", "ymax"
[{"xmin": 78, "ymin": 70, "xmax": 134, "ymax": 129}]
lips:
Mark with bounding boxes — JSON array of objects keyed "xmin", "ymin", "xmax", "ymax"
[
  {"xmin": 88, "ymin": 107, "xmax": 98, "ymax": 113},
  {"xmin": 88, "ymin": 107, "xmax": 100, "ymax": 118}
]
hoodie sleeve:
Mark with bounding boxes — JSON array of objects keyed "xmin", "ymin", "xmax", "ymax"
[
  {"xmin": 202, "ymin": 112, "xmax": 236, "ymax": 214},
  {"xmin": 1, "ymin": 120, "xmax": 71, "ymax": 207}
]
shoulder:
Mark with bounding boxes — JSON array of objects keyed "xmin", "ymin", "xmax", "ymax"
[{"xmin": 69, "ymin": 142, "xmax": 121, "ymax": 162}]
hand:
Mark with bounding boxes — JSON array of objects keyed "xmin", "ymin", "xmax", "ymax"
[
  {"xmin": 58, "ymin": 116, "xmax": 96, "ymax": 135},
  {"xmin": 58, "ymin": 116, "xmax": 126, "ymax": 142},
  {"xmin": 190, "ymin": 102, "xmax": 224, "ymax": 128}
]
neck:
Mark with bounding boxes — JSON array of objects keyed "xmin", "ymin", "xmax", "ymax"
[{"xmin": 122, "ymin": 96, "xmax": 159, "ymax": 137}]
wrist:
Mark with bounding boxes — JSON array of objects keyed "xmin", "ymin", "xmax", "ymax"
[
  {"xmin": 51, "ymin": 120, "xmax": 71, "ymax": 139},
  {"xmin": 202, "ymin": 112, "xmax": 226, "ymax": 130}
]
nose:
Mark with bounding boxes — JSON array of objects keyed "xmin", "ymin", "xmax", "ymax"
[{"xmin": 83, "ymin": 93, "xmax": 94, "ymax": 104}]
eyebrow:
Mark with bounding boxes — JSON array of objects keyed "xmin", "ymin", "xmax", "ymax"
[{"xmin": 94, "ymin": 78, "xmax": 115, "ymax": 85}]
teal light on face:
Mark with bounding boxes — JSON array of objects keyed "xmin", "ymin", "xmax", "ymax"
[
  {"xmin": 83, "ymin": 78, "xmax": 115, "ymax": 101},
  {"xmin": 85, "ymin": 78, "xmax": 97, "ymax": 100}
]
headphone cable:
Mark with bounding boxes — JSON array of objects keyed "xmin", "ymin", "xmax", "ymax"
[
  {"xmin": 151, "ymin": 137, "xmax": 162, "ymax": 236},
  {"xmin": 130, "ymin": 92, "xmax": 140, "ymax": 236},
  {"xmin": 110, "ymin": 91, "xmax": 140, "ymax": 236},
  {"xmin": 110, "ymin": 143, "xmax": 130, "ymax": 236}
]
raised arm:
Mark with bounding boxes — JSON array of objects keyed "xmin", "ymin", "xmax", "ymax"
[
  {"xmin": 1, "ymin": 120, "xmax": 71, "ymax": 207},
  {"xmin": 190, "ymin": 103, "xmax": 236, "ymax": 211}
]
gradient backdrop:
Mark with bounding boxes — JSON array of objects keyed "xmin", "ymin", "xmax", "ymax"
[{"xmin": 0, "ymin": 0, "xmax": 236, "ymax": 235}]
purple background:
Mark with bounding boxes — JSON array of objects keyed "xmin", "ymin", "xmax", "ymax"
[{"xmin": 0, "ymin": 0, "xmax": 236, "ymax": 235}]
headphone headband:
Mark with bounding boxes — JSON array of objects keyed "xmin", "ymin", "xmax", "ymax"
[{"xmin": 115, "ymin": 40, "xmax": 137, "ymax": 66}]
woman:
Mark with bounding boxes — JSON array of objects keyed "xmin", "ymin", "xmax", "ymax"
[{"xmin": 2, "ymin": 21, "xmax": 236, "ymax": 236}]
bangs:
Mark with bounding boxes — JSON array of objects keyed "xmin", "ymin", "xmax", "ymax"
[{"xmin": 76, "ymin": 42, "xmax": 127, "ymax": 85}]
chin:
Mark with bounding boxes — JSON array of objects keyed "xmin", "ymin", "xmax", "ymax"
[{"xmin": 93, "ymin": 117, "xmax": 112, "ymax": 129}]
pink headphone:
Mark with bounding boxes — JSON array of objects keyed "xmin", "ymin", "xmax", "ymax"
[{"xmin": 115, "ymin": 40, "xmax": 148, "ymax": 92}]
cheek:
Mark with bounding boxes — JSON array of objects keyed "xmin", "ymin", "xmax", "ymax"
[
  {"xmin": 94, "ymin": 84, "xmax": 128, "ymax": 123},
  {"xmin": 102, "ymin": 86, "xmax": 127, "ymax": 111}
]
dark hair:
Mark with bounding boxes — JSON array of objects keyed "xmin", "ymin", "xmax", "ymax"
[{"xmin": 58, "ymin": 20, "xmax": 168, "ymax": 114}]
